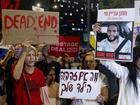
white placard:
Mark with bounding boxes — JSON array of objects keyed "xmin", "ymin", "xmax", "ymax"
[
  {"xmin": 59, "ymin": 69, "xmax": 100, "ymax": 99},
  {"xmin": 98, "ymin": 8, "xmax": 135, "ymax": 22}
]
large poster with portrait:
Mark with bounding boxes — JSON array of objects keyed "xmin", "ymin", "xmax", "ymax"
[{"xmin": 96, "ymin": 8, "xmax": 135, "ymax": 62}]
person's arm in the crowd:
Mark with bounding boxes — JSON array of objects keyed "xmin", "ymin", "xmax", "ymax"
[
  {"xmin": 95, "ymin": 72, "xmax": 109, "ymax": 104},
  {"xmin": 101, "ymin": 86, "xmax": 108, "ymax": 102},
  {"xmin": 12, "ymin": 47, "xmax": 27, "ymax": 80},
  {"xmin": 0, "ymin": 50, "xmax": 14, "ymax": 69},
  {"xmin": 13, "ymin": 40, "xmax": 31, "ymax": 80},
  {"xmin": 95, "ymin": 86, "xmax": 108, "ymax": 105},
  {"xmin": 100, "ymin": 61, "xmax": 128, "ymax": 79}
]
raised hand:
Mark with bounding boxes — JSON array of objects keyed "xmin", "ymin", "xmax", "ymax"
[{"xmin": 92, "ymin": 23, "xmax": 101, "ymax": 33}]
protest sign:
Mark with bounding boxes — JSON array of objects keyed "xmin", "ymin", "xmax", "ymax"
[
  {"xmin": 49, "ymin": 36, "xmax": 80, "ymax": 57},
  {"xmin": 96, "ymin": 8, "xmax": 135, "ymax": 62},
  {"xmin": 2, "ymin": 9, "xmax": 59, "ymax": 44},
  {"xmin": 59, "ymin": 69, "xmax": 100, "ymax": 99}
]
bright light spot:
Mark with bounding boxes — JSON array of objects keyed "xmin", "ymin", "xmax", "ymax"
[
  {"xmin": 53, "ymin": 5, "xmax": 58, "ymax": 9},
  {"xmin": 72, "ymin": 23, "xmax": 75, "ymax": 26},
  {"xmin": 36, "ymin": 3, "xmax": 40, "ymax": 7},
  {"xmin": 81, "ymin": 19, "xmax": 84, "ymax": 21},
  {"xmin": 60, "ymin": 17, "xmax": 63, "ymax": 19},
  {"xmin": 76, "ymin": 9, "xmax": 79, "ymax": 12},
  {"xmin": 72, "ymin": 28, "xmax": 76, "ymax": 30},
  {"xmin": 74, "ymin": 2, "xmax": 78, "ymax": 5},
  {"xmin": 90, "ymin": 31, "xmax": 95, "ymax": 35},
  {"xmin": 70, "ymin": 13, "xmax": 72, "ymax": 16},
  {"xmin": 65, "ymin": 13, "xmax": 68, "ymax": 15},
  {"xmin": 60, "ymin": 4, "xmax": 63, "ymax": 7},
  {"xmin": 81, "ymin": 7, "xmax": 84, "ymax": 10},
  {"xmin": 78, "ymin": 28, "xmax": 81, "ymax": 31}
]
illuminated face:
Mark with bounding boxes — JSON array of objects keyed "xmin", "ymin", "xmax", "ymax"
[
  {"xmin": 47, "ymin": 69, "xmax": 55, "ymax": 85},
  {"xmin": 107, "ymin": 25, "xmax": 119, "ymax": 42},
  {"xmin": 25, "ymin": 50, "xmax": 36, "ymax": 67},
  {"xmin": 85, "ymin": 54, "xmax": 96, "ymax": 70}
]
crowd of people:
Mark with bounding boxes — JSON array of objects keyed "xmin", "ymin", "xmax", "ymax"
[{"xmin": 0, "ymin": 24, "xmax": 140, "ymax": 105}]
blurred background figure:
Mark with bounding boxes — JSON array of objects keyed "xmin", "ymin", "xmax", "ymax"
[
  {"xmin": 135, "ymin": 35, "xmax": 140, "ymax": 47},
  {"xmin": 71, "ymin": 51, "xmax": 109, "ymax": 105},
  {"xmin": 5, "ymin": 43, "xmax": 22, "ymax": 105},
  {"xmin": 36, "ymin": 44, "xmax": 61, "ymax": 83},
  {"xmin": 57, "ymin": 53, "xmax": 72, "ymax": 69},
  {"xmin": 46, "ymin": 67, "xmax": 60, "ymax": 105}
]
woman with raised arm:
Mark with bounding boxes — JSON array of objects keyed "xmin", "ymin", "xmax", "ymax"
[
  {"xmin": 12, "ymin": 40, "xmax": 46, "ymax": 105},
  {"xmin": 100, "ymin": 47, "xmax": 140, "ymax": 105},
  {"xmin": 93, "ymin": 23, "xmax": 140, "ymax": 105}
]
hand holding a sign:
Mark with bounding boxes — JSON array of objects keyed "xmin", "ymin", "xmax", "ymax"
[
  {"xmin": 92, "ymin": 23, "xmax": 101, "ymax": 33},
  {"xmin": 96, "ymin": 94, "xmax": 105, "ymax": 105}
]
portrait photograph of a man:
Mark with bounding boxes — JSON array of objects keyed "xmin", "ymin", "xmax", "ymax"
[{"xmin": 96, "ymin": 22, "xmax": 133, "ymax": 61}]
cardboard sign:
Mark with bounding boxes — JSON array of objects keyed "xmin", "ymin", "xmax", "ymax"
[
  {"xmin": 2, "ymin": 9, "xmax": 59, "ymax": 44},
  {"xmin": 49, "ymin": 36, "xmax": 80, "ymax": 57},
  {"xmin": 96, "ymin": 8, "xmax": 134, "ymax": 62},
  {"xmin": 59, "ymin": 69, "xmax": 100, "ymax": 99}
]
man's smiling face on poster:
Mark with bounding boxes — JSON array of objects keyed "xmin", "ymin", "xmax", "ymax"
[{"xmin": 107, "ymin": 24, "xmax": 119, "ymax": 42}]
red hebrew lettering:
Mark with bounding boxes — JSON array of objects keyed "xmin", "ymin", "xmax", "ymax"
[
  {"xmin": 106, "ymin": 52, "xmax": 115, "ymax": 58},
  {"xmin": 96, "ymin": 52, "xmax": 105, "ymax": 57},
  {"xmin": 119, "ymin": 11, "xmax": 127, "ymax": 16},
  {"xmin": 104, "ymin": 12, "xmax": 108, "ymax": 16},
  {"xmin": 114, "ymin": 11, "xmax": 118, "ymax": 16}
]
